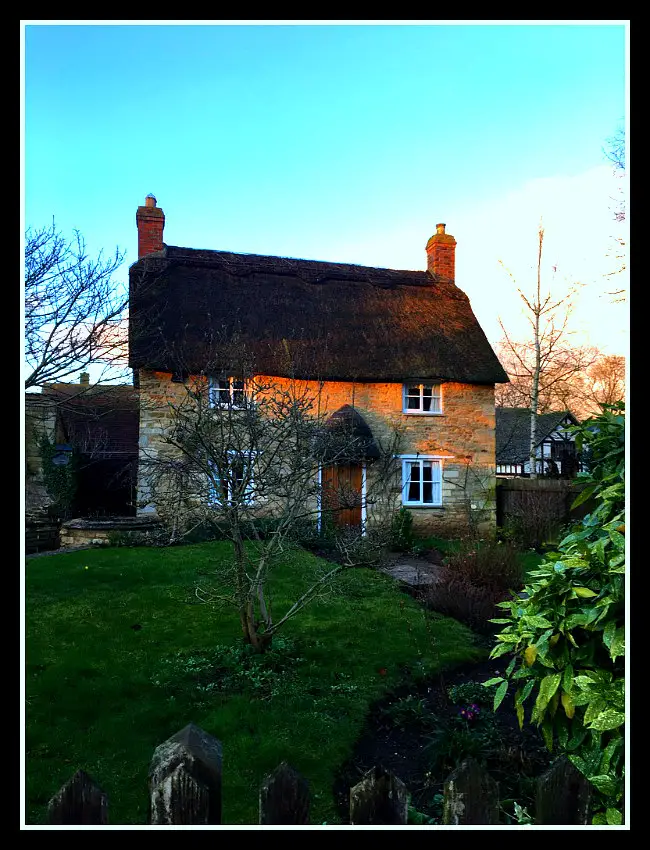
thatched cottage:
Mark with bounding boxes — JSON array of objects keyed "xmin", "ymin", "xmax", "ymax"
[{"xmin": 129, "ymin": 195, "xmax": 508, "ymax": 536}]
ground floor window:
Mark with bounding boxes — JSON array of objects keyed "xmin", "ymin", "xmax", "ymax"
[
  {"xmin": 401, "ymin": 457, "xmax": 442, "ymax": 506},
  {"xmin": 208, "ymin": 451, "xmax": 255, "ymax": 506}
]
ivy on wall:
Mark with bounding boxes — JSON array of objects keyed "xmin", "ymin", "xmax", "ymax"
[{"xmin": 38, "ymin": 436, "xmax": 78, "ymax": 520}]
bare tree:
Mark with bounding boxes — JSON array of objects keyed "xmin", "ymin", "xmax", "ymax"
[
  {"xmin": 604, "ymin": 125, "xmax": 627, "ymax": 302},
  {"xmin": 24, "ymin": 221, "xmax": 128, "ymax": 393},
  {"xmin": 577, "ymin": 354, "xmax": 626, "ymax": 416},
  {"xmin": 496, "ymin": 346, "xmax": 624, "ymax": 421},
  {"xmin": 139, "ymin": 361, "xmax": 403, "ymax": 652},
  {"xmin": 497, "ymin": 224, "xmax": 589, "ymax": 478}
]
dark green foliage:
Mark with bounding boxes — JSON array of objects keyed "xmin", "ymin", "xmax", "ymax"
[
  {"xmin": 380, "ymin": 694, "xmax": 431, "ymax": 730},
  {"xmin": 389, "ymin": 507, "xmax": 415, "ymax": 552},
  {"xmin": 447, "ymin": 681, "xmax": 493, "ymax": 708},
  {"xmin": 485, "ymin": 404, "xmax": 625, "ymax": 824},
  {"xmin": 39, "ymin": 436, "xmax": 78, "ymax": 520}
]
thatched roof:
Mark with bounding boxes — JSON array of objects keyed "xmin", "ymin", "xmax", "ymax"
[
  {"xmin": 129, "ymin": 246, "xmax": 508, "ymax": 384},
  {"xmin": 496, "ymin": 408, "xmax": 579, "ymax": 464}
]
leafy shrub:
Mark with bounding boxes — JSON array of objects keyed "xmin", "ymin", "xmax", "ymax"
[
  {"xmin": 390, "ymin": 506, "xmax": 415, "ymax": 552},
  {"xmin": 485, "ymin": 403, "xmax": 625, "ymax": 824},
  {"xmin": 447, "ymin": 680, "xmax": 493, "ymax": 708},
  {"xmin": 380, "ymin": 694, "xmax": 432, "ymax": 730},
  {"xmin": 424, "ymin": 711, "xmax": 501, "ymax": 775},
  {"xmin": 443, "ymin": 539, "xmax": 523, "ymax": 591}
]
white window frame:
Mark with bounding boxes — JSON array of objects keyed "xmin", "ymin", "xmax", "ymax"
[
  {"xmin": 402, "ymin": 382, "xmax": 443, "ymax": 415},
  {"xmin": 208, "ymin": 450, "xmax": 256, "ymax": 507},
  {"xmin": 208, "ymin": 376, "xmax": 247, "ymax": 409},
  {"xmin": 400, "ymin": 455, "xmax": 445, "ymax": 506}
]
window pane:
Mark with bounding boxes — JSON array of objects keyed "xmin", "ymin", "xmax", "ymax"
[
  {"xmin": 232, "ymin": 381, "xmax": 245, "ymax": 405},
  {"xmin": 422, "ymin": 386, "xmax": 432, "ymax": 397},
  {"xmin": 407, "ymin": 386, "xmax": 420, "ymax": 397},
  {"xmin": 422, "ymin": 462, "xmax": 433, "ymax": 502},
  {"xmin": 217, "ymin": 381, "xmax": 230, "ymax": 404},
  {"xmin": 407, "ymin": 396, "xmax": 420, "ymax": 410},
  {"xmin": 408, "ymin": 481, "xmax": 420, "ymax": 501},
  {"xmin": 431, "ymin": 386, "xmax": 441, "ymax": 412},
  {"xmin": 422, "ymin": 394, "xmax": 432, "ymax": 412},
  {"xmin": 407, "ymin": 461, "xmax": 420, "ymax": 501}
]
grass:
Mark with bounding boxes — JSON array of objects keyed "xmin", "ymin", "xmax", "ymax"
[{"xmin": 25, "ymin": 542, "xmax": 483, "ymax": 825}]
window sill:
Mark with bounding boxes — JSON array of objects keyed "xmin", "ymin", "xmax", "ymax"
[
  {"xmin": 402, "ymin": 504, "xmax": 445, "ymax": 510},
  {"xmin": 402, "ymin": 411, "xmax": 444, "ymax": 416}
]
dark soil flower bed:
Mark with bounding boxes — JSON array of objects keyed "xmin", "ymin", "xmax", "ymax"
[{"xmin": 333, "ymin": 653, "xmax": 554, "ymax": 824}]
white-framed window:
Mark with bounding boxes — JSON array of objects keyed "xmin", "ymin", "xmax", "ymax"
[
  {"xmin": 496, "ymin": 463, "xmax": 523, "ymax": 475},
  {"xmin": 402, "ymin": 383, "xmax": 442, "ymax": 414},
  {"xmin": 401, "ymin": 456, "xmax": 443, "ymax": 506},
  {"xmin": 208, "ymin": 451, "xmax": 256, "ymax": 507},
  {"xmin": 209, "ymin": 377, "xmax": 246, "ymax": 408}
]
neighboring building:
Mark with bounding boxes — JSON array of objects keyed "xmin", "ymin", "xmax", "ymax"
[
  {"xmin": 495, "ymin": 407, "xmax": 580, "ymax": 477},
  {"xmin": 25, "ymin": 375, "xmax": 139, "ymax": 518},
  {"xmin": 129, "ymin": 195, "xmax": 509, "ymax": 536}
]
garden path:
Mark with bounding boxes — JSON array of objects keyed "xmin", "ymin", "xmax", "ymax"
[{"xmin": 380, "ymin": 553, "xmax": 443, "ymax": 588}]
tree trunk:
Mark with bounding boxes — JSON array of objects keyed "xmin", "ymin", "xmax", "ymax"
[{"xmin": 530, "ymin": 226, "xmax": 544, "ymax": 479}]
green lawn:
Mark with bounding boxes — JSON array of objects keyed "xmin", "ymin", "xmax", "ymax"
[{"xmin": 25, "ymin": 542, "xmax": 483, "ymax": 825}]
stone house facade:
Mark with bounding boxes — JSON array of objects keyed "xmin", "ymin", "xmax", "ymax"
[{"xmin": 129, "ymin": 196, "xmax": 508, "ymax": 537}]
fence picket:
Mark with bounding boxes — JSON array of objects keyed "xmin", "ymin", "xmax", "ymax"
[
  {"xmin": 349, "ymin": 766, "xmax": 408, "ymax": 825},
  {"xmin": 47, "ymin": 769, "xmax": 108, "ymax": 825},
  {"xmin": 536, "ymin": 756, "xmax": 592, "ymax": 825},
  {"xmin": 442, "ymin": 758, "xmax": 499, "ymax": 825},
  {"xmin": 259, "ymin": 762, "xmax": 310, "ymax": 824},
  {"xmin": 148, "ymin": 722, "xmax": 222, "ymax": 825}
]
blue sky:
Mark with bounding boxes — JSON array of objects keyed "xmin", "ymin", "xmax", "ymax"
[{"xmin": 23, "ymin": 22, "xmax": 628, "ymax": 362}]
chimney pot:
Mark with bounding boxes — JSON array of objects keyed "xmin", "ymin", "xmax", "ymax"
[
  {"xmin": 436, "ymin": 223, "xmax": 446, "ymax": 234},
  {"xmin": 145, "ymin": 194, "xmax": 157, "ymax": 208},
  {"xmin": 80, "ymin": 372, "xmax": 90, "ymax": 385}
]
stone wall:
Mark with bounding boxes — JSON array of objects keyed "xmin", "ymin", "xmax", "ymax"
[
  {"xmin": 25, "ymin": 394, "xmax": 58, "ymax": 515},
  {"xmin": 136, "ymin": 371, "xmax": 497, "ymax": 537}
]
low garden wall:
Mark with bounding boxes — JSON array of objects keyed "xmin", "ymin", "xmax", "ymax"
[{"xmin": 59, "ymin": 516, "xmax": 164, "ymax": 548}]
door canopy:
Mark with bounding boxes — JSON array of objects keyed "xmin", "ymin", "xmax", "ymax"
[{"xmin": 319, "ymin": 404, "xmax": 381, "ymax": 463}]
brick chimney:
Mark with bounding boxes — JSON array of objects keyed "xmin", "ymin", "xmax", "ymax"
[
  {"xmin": 136, "ymin": 194, "xmax": 165, "ymax": 258},
  {"xmin": 426, "ymin": 223, "xmax": 456, "ymax": 281}
]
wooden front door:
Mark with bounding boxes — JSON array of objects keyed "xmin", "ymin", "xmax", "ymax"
[{"xmin": 322, "ymin": 464, "xmax": 363, "ymax": 527}]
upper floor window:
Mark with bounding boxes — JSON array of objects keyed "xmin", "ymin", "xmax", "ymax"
[
  {"xmin": 403, "ymin": 383, "xmax": 442, "ymax": 414},
  {"xmin": 209, "ymin": 377, "xmax": 246, "ymax": 408}
]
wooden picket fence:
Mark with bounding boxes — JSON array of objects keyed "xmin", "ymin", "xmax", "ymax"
[{"xmin": 47, "ymin": 722, "xmax": 593, "ymax": 826}]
